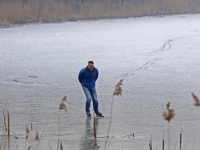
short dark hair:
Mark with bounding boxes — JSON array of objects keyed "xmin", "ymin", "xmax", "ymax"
[{"xmin": 88, "ymin": 61, "xmax": 94, "ymax": 64}]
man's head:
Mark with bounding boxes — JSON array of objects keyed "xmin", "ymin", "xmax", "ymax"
[{"xmin": 87, "ymin": 61, "xmax": 94, "ymax": 70}]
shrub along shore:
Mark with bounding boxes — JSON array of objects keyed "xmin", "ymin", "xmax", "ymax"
[{"xmin": 0, "ymin": 0, "xmax": 200, "ymax": 26}]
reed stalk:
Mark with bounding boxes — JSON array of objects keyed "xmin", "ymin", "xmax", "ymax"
[
  {"xmin": 7, "ymin": 111, "xmax": 10, "ymax": 137},
  {"xmin": 0, "ymin": 126, "xmax": 5, "ymax": 150},
  {"xmin": 173, "ymin": 140, "xmax": 178, "ymax": 150},
  {"xmin": 162, "ymin": 130, "xmax": 165, "ymax": 150},
  {"xmin": 93, "ymin": 116, "xmax": 97, "ymax": 147},
  {"xmin": 163, "ymin": 102, "xmax": 175, "ymax": 150},
  {"xmin": 57, "ymin": 111, "xmax": 60, "ymax": 150},
  {"xmin": 149, "ymin": 135, "xmax": 152, "ymax": 150},
  {"xmin": 163, "ymin": 139, "xmax": 165, "ymax": 150},
  {"xmin": 56, "ymin": 96, "xmax": 67, "ymax": 150},
  {"xmin": 168, "ymin": 122, "xmax": 170, "ymax": 150},
  {"xmin": 180, "ymin": 132, "xmax": 182, "ymax": 149},
  {"xmin": 179, "ymin": 122, "xmax": 183, "ymax": 150},
  {"xmin": 60, "ymin": 141, "xmax": 63, "ymax": 150},
  {"xmin": 104, "ymin": 79, "xmax": 123, "ymax": 150},
  {"xmin": 48, "ymin": 142, "xmax": 53, "ymax": 150},
  {"xmin": 35, "ymin": 116, "xmax": 51, "ymax": 150},
  {"xmin": 25, "ymin": 127, "xmax": 29, "ymax": 150},
  {"xmin": 191, "ymin": 138, "xmax": 195, "ymax": 150},
  {"xmin": 15, "ymin": 144, "xmax": 19, "ymax": 150},
  {"xmin": 3, "ymin": 110, "xmax": 7, "ymax": 133},
  {"xmin": 106, "ymin": 129, "xmax": 115, "ymax": 150},
  {"xmin": 30, "ymin": 122, "xmax": 33, "ymax": 131},
  {"xmin": 103, "ymin": 96, "xmax": 114, "ymax": 150},
  {"xmin": 3, "ymin": 140, "xmax": 7, "ymax": 150},
  {"xmin": 1, "ymin": 110, "xmax": 6, "ymax": 150}
]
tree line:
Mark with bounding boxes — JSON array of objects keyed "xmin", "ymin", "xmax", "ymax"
[{"xmin": 0, "ymin": 0, "xmax": 200, "ymax": 24}]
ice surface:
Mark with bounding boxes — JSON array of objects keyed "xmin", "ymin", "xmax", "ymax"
[{"xmin": 0, "ymin": 14, "xmax": 200, "ymax": 150}]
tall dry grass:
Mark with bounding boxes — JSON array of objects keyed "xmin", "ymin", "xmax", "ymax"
[
  {"xmin": 92, "ymin": 116, "xmax": 98, "ymax": 148},
  {"xmin": 0, "ymin": 90, "xmax": 200, "ymax": 149},
  {"xmin": 149, "ymin": 135, "xmax": 152, "ymax": 150},
  {"xmin": 191, "ymin": 92, "xmax": 200, "ymax": 106},
  {"xmin": 104, "ymin": 79, "xmax": 123, "ymax": 150},
  {"xmin": 0, "ymin": 0, "xmax": 200, "ymax": 25},
  {"xmin": 0, "ymin": 110, "xmax": 12, "ymax": 150},
  {"xmin": 0, "ymin": 96, "xmax": 68, "ymax": 150},
  {"xmin": 163, "ymin": 102, "xmax": 175, "ymax": 150}
]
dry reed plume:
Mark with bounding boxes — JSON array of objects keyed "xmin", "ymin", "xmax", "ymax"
[
  {"xmin": 59, "ymin": 102, "xmax": 67, "ymax": 112},
  {"xmin": 26, "ymin": 127, "xmax": 30, "ymax": 134},
  {"xmin": 59, "ymin": 96, "xmax": 67, "ymax": 112},
  {"xmin": 163, "ymin": 102, "xmax": 175, "ymax": 150},
  {"xmin": 163, "ymin": 102, "xmax": 175, "ymax": 122},
  {"xmin": 35, "ymin": 132, "xmax": 40, "ymax": 141},
  {"xmin": 25, "ymin": 126, "xmax": 30, "ymax": 150},
  {"xmin": 57, "ymin": 96, "xmax": 67, "ymax": 150},
  {"xmin": 104, "ymin": 79, "xmax": 123, "ymax": 150},
  {"xmin": 113, "ymin": 79, "xmax": 123, "ymax": 96},
  {"xmin": 62, "ymin": 96, "xmax": 67, "ymax": 102},
  {"xmin": 191, "ymin": 92, "xmax": 200, "ymax": 106}
]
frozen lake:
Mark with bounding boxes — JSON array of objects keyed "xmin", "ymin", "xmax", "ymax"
[{"xmin": 0, "ymin": 14, "xmax": 200, "ymax": 150}]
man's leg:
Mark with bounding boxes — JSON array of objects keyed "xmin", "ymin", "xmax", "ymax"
[
  {"xmin": 82, "ymin": 87, "xmax": 92, "ymax": 114},
  {"xmin": 90, "ymin": 87, "xmax": 99, "ymax": 114}
]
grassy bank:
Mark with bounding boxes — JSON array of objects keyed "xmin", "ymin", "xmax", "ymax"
[{"xmin": 0, "ymin": 0, "xmax": 200, "ymax": 25}]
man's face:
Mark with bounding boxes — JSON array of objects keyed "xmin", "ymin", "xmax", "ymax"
[{"xmin": 88, "ymin": 63, "xmax": 94, "ymax": 70}]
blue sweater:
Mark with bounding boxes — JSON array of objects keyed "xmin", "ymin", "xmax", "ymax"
[{"xmin": 78, "ymin": 67, "xmax": 99, "ymax": 88}]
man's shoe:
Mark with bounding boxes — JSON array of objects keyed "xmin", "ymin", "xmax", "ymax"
[
  {"xmin": 86, "ymin": 112, "xmax": 91, "ymax": 118},
  {"xmin": 96, "ymin": 112, "xmax": 104, "ymax": 117}
]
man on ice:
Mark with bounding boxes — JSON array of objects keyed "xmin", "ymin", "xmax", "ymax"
[{"xmin": 78, "ymin": 61, "xmax": 103, "ymax": 117}]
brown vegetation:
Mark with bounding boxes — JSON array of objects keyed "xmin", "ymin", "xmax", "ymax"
[
  {"xmin": 0, "ymin": 96, "xmax": 68, "ymax": 150},
  {"xmin": 1, "ymin": 87, "xmax": 200, "ymax": 149},
  {"xmin": 163, "ymin": 102, "xmax": 175, "ymax": 122},
  {"xmin": 163, "ymin": 102, "xmax": 175, "ymax": 150},
  {"xmin": 104, "ymin": 79, "xmax": 124, "ymax": 150},
  {"xmin": 191, "ymin": 92, "xmax": 200, "ymax": 106},
  {"xmin": 0, "ymin": 0, "xmax": 200, "ymax": 25}
]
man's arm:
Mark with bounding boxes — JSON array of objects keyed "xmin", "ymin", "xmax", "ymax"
[
  {"xmin": 78, "ymin": 69, "xmax": 84, "ymax": 84},
  {"xmin": 95, "ymin": 69, "xmax": 99, "ymax": 81}
]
